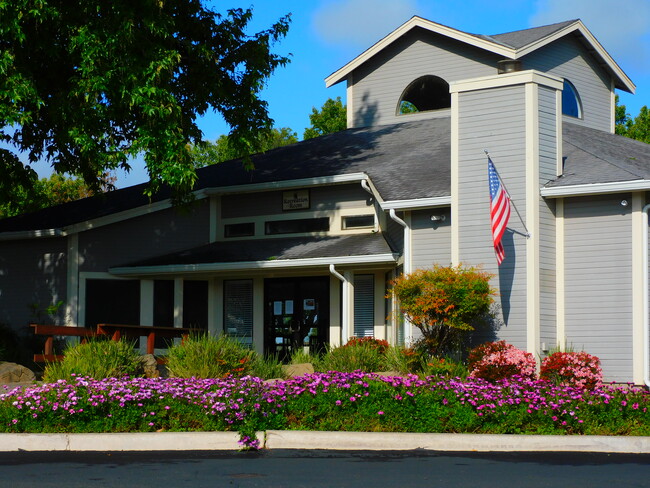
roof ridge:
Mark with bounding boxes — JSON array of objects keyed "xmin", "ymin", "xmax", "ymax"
[{"xmin": 490, "ymin": 19, "xmax": 579, "ymax": 38}]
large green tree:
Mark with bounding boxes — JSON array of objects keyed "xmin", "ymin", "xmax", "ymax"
[
  {"xmin": 0, "ymin": 173, "xmax": 115, "ymax": 219},
  {"xmin": 0, "ymin": 1, "xmax": 290, "ymax": 204},
  {"xmin": 303, "ymin": 97, "xmax": 347, "ymax": 140},
  {"xmin": 191, "ymin": 127, "xmax": 298, "ymax": 167},
  {"xmin": 615, "ymin": 95, "xmax": 650, "ymax": 144}
]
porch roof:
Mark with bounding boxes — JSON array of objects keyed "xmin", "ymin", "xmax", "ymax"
[{"xmin": 109, "ymin": 233, "xmax": 398, "ymax": 276}]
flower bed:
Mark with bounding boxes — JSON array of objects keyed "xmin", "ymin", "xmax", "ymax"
[{"xmin": 1, "ymin": 373, "xmax": 648, "ymax": 448}]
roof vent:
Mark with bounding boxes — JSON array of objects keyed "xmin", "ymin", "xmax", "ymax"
[{"xmin": 497, "ymin": 59, "xmax": 522, "ymax": 74}]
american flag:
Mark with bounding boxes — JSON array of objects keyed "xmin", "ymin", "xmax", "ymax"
[{"xmin": 488, "ymin": 157, "xmax": 511, "ymax": 265}]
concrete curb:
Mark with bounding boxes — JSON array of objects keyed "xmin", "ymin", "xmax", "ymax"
[{"xmin": 1, "ymin": 431, "xmax": 649, "ymax": 453}]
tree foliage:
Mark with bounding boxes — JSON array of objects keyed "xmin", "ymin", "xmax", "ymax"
[
  {"xmin": 303, "ymin": 97, "xmax": 347, "ymax": 140},
  {"xmin": 0, "ymin": 173, "xmax": 114, "ymax": 219},
  {"xmin": 615, "ymin": 95, "xmax": 650, "ymax": 143},
  {"xmin": 191, "ymin": 127, "xmax": 298, "ymax": 167},
  {"xmin": 0, "ymin": 1, "xmax": 290, "ymax": 205},
  {"xmin": 390, "ymin": 265, "xmax": 495, "ymax": 357}
]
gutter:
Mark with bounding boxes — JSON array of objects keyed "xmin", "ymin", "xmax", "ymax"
[
  {"xmin": 642, "ymin": 204, "xmax": 650, "ymax": 388},
  {"xmin": 389, "ymin": 209, "xmax": 410, "ymax": 273},
  {"xmin": 0, "ymin": 228, "xmax": 65, "ymax": 241},
  {"xmin": 329, "ymin": 264, "xmax": 351, "ymax": 344}
]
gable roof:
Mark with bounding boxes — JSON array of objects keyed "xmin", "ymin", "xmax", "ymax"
[{"xmin": 325, "ymin": 16, "xmax": 634, "ymax": 93}]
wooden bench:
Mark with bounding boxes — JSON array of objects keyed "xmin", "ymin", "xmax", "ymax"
[{"xmin": 31, "ymin": 323, "xmax": 198, "ymax": 362}]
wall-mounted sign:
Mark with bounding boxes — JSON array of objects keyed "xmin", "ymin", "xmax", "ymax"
[{"xmin": 282, "ymin": 189, "xmax": 310, "ymax": 211}]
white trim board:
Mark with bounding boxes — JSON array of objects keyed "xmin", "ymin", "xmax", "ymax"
[{"xmin": 541, "ymin": 180, "xmax": 650, "ymax": 198}]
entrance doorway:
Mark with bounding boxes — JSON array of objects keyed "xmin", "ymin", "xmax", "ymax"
[{"xmin": 264, "ymin": 277, "xmax": 329, "ymax": 360}]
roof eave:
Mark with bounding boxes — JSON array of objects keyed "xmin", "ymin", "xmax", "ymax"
[{"xmin": 541, "ymin": 179, "xmax": 650, "ymax": 198}]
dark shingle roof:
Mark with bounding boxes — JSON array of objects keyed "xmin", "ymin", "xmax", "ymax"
[
  {"xmin": 547, "ymin": 123, "xmax": 650, "ymax": 188},
  {"xmin": 112, "ymin": 233, "xmax": 396, "ymax": 269},
  {"xmin": 0, "ymin": 118, "xmax": 451, "ymax": 233},
  {"xmin": 483, "ymin": 20, "xmax": 579, "ymax": 49}
]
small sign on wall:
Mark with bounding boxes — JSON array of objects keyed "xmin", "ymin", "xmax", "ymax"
[{"xmin": 282, "ymin": 189, "xmax": 310, "ymax": 211}]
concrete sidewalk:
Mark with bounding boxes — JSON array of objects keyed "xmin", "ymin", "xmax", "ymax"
[{"xmin": 1, "ymin": 431, "xmax": 649, "ymax": 453}]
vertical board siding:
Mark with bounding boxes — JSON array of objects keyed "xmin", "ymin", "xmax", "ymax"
[
  {"xmin": 539, "ymin": 86, "xmax": 558, "ymax": 351},
  {"xmin": 564, "ymin": 195, "xmax": 633, "ymax": 382},
  {"xmin": 411, "ymin": 208, "xmax": 451, "ymax": 270},
  {"xmin": 0, "ymin": 238, "xmax": 68, "ymax": 331},
  {"xmin": 351, "ymin": 29, "xmax": 499, "ymax": 128},
  {"xmin": 79, "ymin": 200, "xmax": 210, "ymax": 272},
  {"xmin": 458, "ymin": 85, "xmax": 528, "ymax": 349},
  {"xmin": 523, "ymin": 36, "xmax": 612, "ymax": 132},
  {"xmin": 221, "ymin": 184, "xmax": 371, "ymax": 219}
]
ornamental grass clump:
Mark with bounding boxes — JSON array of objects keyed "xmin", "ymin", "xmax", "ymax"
[
  {"xmin": 165, "ymin": 334, "xmax": 255, "ymax": 379},
  {"xmin": 318, "ymin": 338, "xmax": 388, "ymax": 373},
  {"xmin": 390, "ymin": 265, "xmax": 495, "ymax": 357},
  {"xmin": 468, "ymin": 340, "xmax": 536, "ymax": 382},
  {"xmin": 540, "ymin": 351, "xmax": 603, "ymax": 389},
  {"xmin": 42, "ymin": 338, "xmax": 143, "ymax": 382}
]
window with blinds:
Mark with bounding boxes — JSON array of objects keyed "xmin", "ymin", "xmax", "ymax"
[
  {"xmin": 354, "ymin": 274, "xmax": 374, "ymax": 337},
  {"xmin": 224, "ymin": 280, "xmax": 253, "ymax": 348}
]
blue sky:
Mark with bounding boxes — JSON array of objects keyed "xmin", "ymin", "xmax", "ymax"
[{"xmin": 39, "ymin": 0, "xmax": 650, "ymax": 187}]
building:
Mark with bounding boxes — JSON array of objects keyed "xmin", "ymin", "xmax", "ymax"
[{"xmin": 1, "ymin": 17, "xmax": 649, "ymax": 384}]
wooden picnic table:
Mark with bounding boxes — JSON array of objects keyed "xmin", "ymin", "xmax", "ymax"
[{"xmin": 31, "ymin": 323, "xmax": 198, "ymax": 362}]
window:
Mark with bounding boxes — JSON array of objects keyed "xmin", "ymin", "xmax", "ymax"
[
  {"xmin": 224, "ymin": 280, "xmax": 253, "ymax": 347},
  {"xmin": 225, "ymin": 222, "xmax": 255, "ymax": 238},
  {"xmin": 265, "ymin": 217, "xmax": 329, "ymax": 235},
  {"xmin": 183, "ymin": 280, "xmax": 208, "ymax": 330},
  {"xmin": 397, "ymin": 75, "xmax": 451, "ymax": 115},
  {"xmin": 562, "ymin": 80, "xmax": 582, "ymax": 118},
  {"xmin": 354, "ymin": 274, "xmax": 374, "ymax": 337},
  {"xmin": 342, "ymin": 214, "xmax": 375, "ymax": 229},
  {"xmin": 85, "ymin": 279, "xmax": 140, "ymax": 328}
]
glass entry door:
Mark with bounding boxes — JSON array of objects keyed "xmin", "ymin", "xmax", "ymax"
[{"xmin": 264, "ymin": 276, "xmax": 329, "ymax": 360}]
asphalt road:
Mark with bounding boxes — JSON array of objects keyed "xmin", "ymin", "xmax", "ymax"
[{"xmin": 0, "ymin": 450, "xmax": 649, "ymax": 488}]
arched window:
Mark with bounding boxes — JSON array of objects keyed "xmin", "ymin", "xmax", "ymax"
[
  {"xmin": 562, "ymin": 80, "xmax": 582, "ymax": 118},
  {"xmin": 397, "ymin": 75, "xmax": 451, "ymax": 115}
]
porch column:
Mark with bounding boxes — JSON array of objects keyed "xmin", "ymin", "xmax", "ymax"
[{"xmin": 173, "ymin": 277, "xmax": 183, "ymax": 328}]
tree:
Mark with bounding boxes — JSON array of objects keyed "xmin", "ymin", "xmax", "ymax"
[
  {"xmin": 303, "ymin": 97, "xmax": 347, "ymax": 140},
  {"xmin": 191, "ymin": 127, "xmax": 298, "ymax": 167},
  {"xmin": 0, "ymin": 173, "xmax": 115, "ymax": 219},
  {"xmin": 390, "ymin": 265, "xmax": 495, "ymax": 357},
  {"xmin": 615, "ymin": 95, "xmax": 650, "ymax": 144},
  {"xmin": 0, "ymin": 2, "xmax": 290, "ymax": 205}
]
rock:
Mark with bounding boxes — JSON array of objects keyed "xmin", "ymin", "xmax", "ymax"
[
  {"xmin": 138, "ymin": 354, "xmax": 159, "ymax": 378},
  {"xmin": 0, "ymin": 362, "xmax": 36, "ymax": 384},
  {"xmin": 281, "ymin": 363, "xmax": 314, "ymax": 378}
]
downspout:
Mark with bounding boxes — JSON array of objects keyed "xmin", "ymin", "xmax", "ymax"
[
  {"xmin": 361, "ymin": 179, "xmax": 379, "ymax": 232},
  {"xmin": 642, "ymin": 204, "xmax": 650, "ymax": 387},
  {"xmin": 389, "ymin": 208, "xmax": 412, "ymax": 343},
  {"xmin": 329, "ymin": 264, "xmax": 350, "ymax": 344}
]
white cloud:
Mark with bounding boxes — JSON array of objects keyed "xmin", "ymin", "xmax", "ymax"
[
  {"xmin": 530, "ymin": 0, "xmax": 650, "ymax": 74},
  {"xmin": 312, "ymin": 0, "xmax": 419, "ymax": 48}
]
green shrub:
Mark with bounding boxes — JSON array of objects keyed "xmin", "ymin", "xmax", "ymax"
[
  {"xmin": 383, "ymin": 346, "xmax": 424, "ymax": 374},
  {"xmin": 165, "ymin": 334, "xmax": 255, "ymax": 379},
  {"xmin": 319, "ymin": 339, "xmax": 388, "ymax": 373},
  {"xmin": 43, "ymin": 339, "xmax": 143, "ymax": 382},
  {"xmin": 250, "ymin": 354, "xmax": 285, "ymax": 380},
  {"xmin": 421, "ymin": 356, "xmax": 468, "ymax": 378},
  {"xmin": 289, "ymin": 349, "xmax": 317, "ymax": 365}
]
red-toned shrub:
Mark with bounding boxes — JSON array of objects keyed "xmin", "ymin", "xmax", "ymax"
[
  {"xmin": 468, "ymin": 340, "xmax": 536, "ymax": 382},
  {"xmin": 343, "ymin": 337, "xmax": 390, "ymax": 354},
  {"xmin": 540, "ymin": 351, "xmax": 603, "ymax": 389}
]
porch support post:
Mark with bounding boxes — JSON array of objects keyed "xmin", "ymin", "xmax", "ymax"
[{"xmin": 173, "ymin": 277, "xmax": 183, "ymax": 328}]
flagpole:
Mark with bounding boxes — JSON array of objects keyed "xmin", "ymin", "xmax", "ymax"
[{"xmin": 485, "ymin": 150, "xmax": 530, "ymax": 238}]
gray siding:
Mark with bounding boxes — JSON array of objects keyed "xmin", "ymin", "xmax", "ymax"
[
  {"xmin": 0, "ymin": 237, "xmax": 68, "ymax": 330},
  {"xmin": 523, "ymin": 36, "xmax": 613, "ymax": 132},
  {"xmin": 563, "ymin": 194, "xmax": 633, "ymax": 382},
  {"xmin": 79, "ymin": 200, "xmax": 210, "ymax": 272},
  {"xmin": 221, "ymin": 184, "xmax": 371, "ymax": 219},
  {"xmin": 384, "ymin": 214, "xmax": 404, "ymax": 253},
  {"xmin": 457, "ymin": 85, "xmax": 528, "ymax": 349},
  {"xmin": 411, "ymin": 208, "xmax": 451, "ymax": 270},
  {"xmin": 539, "ymin": 86, "xmax": 558, "ymax": 351},
  {"xmin": 350, "ymin": 29, "xmax": 500, "ymax": 128}
]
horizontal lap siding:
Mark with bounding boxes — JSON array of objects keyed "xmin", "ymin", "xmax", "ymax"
[
  {"xmin": 539, "ymin": 86, "xmax": 558, "ymax": 351},
  {"xmin": 0, "ymin": 238, "xmax": 68, "ymax": 330},
  {"xmin": 564, "ymin": 195, "xmax": 633, "ymax": 382},
  {"xmin": 221, "ymin": 184, "xmax": 370, "ymax": 219},
  {"xmin": 79, "ymin": 200, "xmax": 210, "ymax": 271},
  {"xmin": 458, "ymin": 86, "xmax": 528, "ymax": 349},
  {"xmin": 411, "ymin": 208, "xmax": 451, "ymax": 270},
  {"xmin": 523, "ymin": 37, "xmax": 612, "ymax": 132},
  {"xmin": 351, "ymin": 29, "xmax": 499, "ymax": 128}
]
